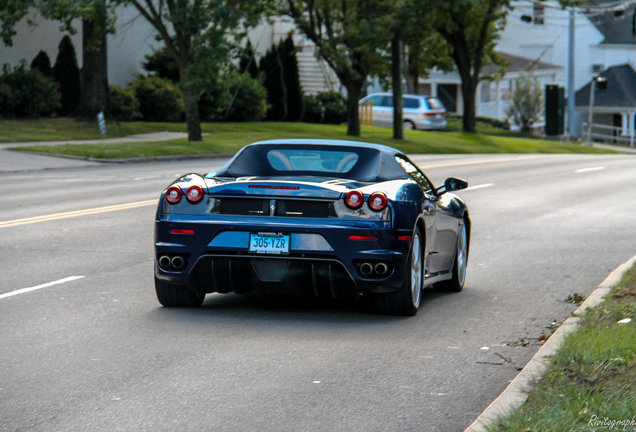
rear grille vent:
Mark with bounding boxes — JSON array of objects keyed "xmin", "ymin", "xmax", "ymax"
[
  {"xmin": 276, "ymin": 200, "xmax": 335, "ymax": 218},
  {"xmin": 220, "ymin": 198, "xmax": 269, "ymax": 216},
  {"xmin": 216, "ymin": 198, "xmax": 335, "ymax": 218}
]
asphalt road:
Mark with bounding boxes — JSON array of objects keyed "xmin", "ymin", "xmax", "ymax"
[{"xmin": 1, "ymin": 152, "xmax": 635, "ymax": 432}]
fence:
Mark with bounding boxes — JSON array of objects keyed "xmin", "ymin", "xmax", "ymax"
[{"xmin": 583, "ymin": 122, "xmax": 635, "ymax": 147}]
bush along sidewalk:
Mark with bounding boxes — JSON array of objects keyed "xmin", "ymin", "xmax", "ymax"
[{"xmin": 485, "ymin": 262, "xmax": 636, "ymax": 432}]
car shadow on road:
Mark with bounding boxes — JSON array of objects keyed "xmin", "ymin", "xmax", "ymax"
[{"xmin": 148, "ymin": 288, "xmax": 456, "ymax": 327}]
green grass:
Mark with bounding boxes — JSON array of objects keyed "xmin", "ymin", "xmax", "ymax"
[
  {"xmin": 485, "ymin": 266, "xmax": 636, "ymax": 432},
  {"xmin": 2, "ymin": 119, "xmax": 613, "ymax": 159},
  {"xmin": 0, "ymin": 118, "xmax": 187, "ymax": 142}
]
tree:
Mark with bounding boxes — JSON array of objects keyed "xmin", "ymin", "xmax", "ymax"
[
  {"xmin": 126, "ymin": 0, "xmax": 271, "ymax": 141},
  {"xmin": 239, "ymin": 40, "xmax": 260, "ymax": 79},
  {"xmin": 260, "ymin": 43, "xmax": 287, "ymax": 121},
  {"xmin": 143, "ymin": 45, "xmax": 181, "ymax": 82},
  {"xmin": 53, "ymin": 35, "xmax": 81, "ymax": 115},
  {"xmin": 424, "ymin": 0, "xmax": 509, "ymax": 133},
  {"xmin": 279, "ymin": 34, "xmax": 304, "ymax": 122},
  {"xmin": 505, "ymin": 70, "xmax": 543, "ymax": 132},
  {"xmin": 285, "ymin": 0, "xmax": 393, "ymax": 137},
  {"xmin": 76, "ymin": 0, "xmax": 109, "ymax": 118}
]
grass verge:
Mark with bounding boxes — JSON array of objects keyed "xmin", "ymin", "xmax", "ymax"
[
  {"xmin": 3, "ymin": 120, "xmax": 613, "ymax": 159},
  {"xmin": 485, "ymin": 264, "xmax": 636, "ymax": 432}
]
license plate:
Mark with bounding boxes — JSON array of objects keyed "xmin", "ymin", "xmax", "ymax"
[{"xmin": 249, "ymin": 232, "xmax": 290, "ymax": 255}]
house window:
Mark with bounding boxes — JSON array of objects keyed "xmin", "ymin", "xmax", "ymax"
[
  {"xmin": 592, "ymin": 64, "xmax": 605, "ymax": 74},
  {"xmin": 533, "ymin": 4, "xmax": 545, "ymax": 25},
  {"xmin": 481, "ymin": 82, "xmax": 490, "ymax": 103},
  {"xmin": 500, "ymin": 80, "xmax": 512, "ymax": 101}
]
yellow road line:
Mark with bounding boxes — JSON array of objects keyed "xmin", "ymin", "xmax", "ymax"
[{"xmin": 0, "ymin": 199, "xmax": 157, "ymax": 229}]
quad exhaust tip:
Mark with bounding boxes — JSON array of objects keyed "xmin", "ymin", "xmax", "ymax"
[
  {"xmin": 375, "ymin": 262, "xmax": 389, "ymax": 275},
  {"xmin": 171, "ymin": 256, "xmax": 185, "ymax": 270},
  {"xmin": 359, "ymin": 262, "xmax": 390, "ymax": 277},
  {"xmin": 159, "ymin": 255, "xmax": 187, "ymax": 272},
  {"xmin": 360, "ymin": 262, "xmax": 374, "ymax": 276}
]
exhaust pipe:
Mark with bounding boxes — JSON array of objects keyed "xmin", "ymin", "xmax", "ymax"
[
  {"xmin": 375, "ymin": 262, "xmax": 389, "ymax": 275},
  {"xmin": 171, "ymin": 256, "xmax": 185, "ymax": 270},
  {"xmin": 159, "ymin": 255, "xmax": 172, "ymax": 270},
  {"xmin": 359, "ymin": 262, "xmax": 373, "ymax": 276}
]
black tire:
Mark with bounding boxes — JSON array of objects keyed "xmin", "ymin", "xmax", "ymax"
[
  {"xmin": 372, "ymin": 227, "xmax": 423, "ymax": 316},
  {"xmin": 438, "ymin": 221, "xmax": 468, "ymax": 293},
  {"xmin": 154, "ymin": 276, "xmax": 204, "ymax": 307},
  {"xmin": 404, "ymin": 120, "xmax": 416, "ymax": 130}
]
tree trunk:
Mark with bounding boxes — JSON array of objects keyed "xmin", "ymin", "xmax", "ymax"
[
  {"xmin": 392, "ymin": 37, "xmax": 404, "ymax": 140},
  {"xmin": 77, "ymin": 13, "xmax": 108, "ymax": 119},
  {"xmin": 460, "ymin": 75, "xmax": 477, "ymax": 133},
  {"xmin": 183, "ymin": 85, "xmax": 202, "ymax": 141},
  {"xmin": 345, "ymin": 80, "xmax": 362, "ymax": 137}
]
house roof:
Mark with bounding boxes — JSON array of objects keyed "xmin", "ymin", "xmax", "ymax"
[
  {"xmin": 482, "ymin": 51, "xmax": 562, "ymax": 76},
  {"xmin": 575, "ymin": 63, "xmax": 636, "ymax": 107},
  {"xmin": 585, "ymin": 1, "xmax": 636, "ymax": 45}
]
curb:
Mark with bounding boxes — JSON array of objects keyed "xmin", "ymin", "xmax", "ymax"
[{"xmin": 464, "ymin": 253, "xmax": 636, "ymax": 432}]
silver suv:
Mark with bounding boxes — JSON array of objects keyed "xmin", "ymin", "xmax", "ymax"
[{"xmin": 359, "ymin": 92, "xmax": 447, "ymax": 130}]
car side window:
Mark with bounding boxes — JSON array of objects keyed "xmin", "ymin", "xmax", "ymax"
[
  {"xmin": 403, "ymin": 98, "xmax": 420, "ymax": 109},
  {"xmin": 380, "ymin": 96, "xmax": 393, "ymax": 107},
  {"xmin": 395, "ymin": 157, "xmax": 433, "ymax": 194}
]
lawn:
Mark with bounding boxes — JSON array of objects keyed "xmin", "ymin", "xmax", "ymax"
[{"xmin": 1, "ymin": 119, "xmax": 613, "ymax": 159}]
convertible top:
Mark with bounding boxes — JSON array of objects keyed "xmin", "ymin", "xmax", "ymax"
[{"xmin": 215, "ymin": 139, "xmax": 411, "ymax": 182}]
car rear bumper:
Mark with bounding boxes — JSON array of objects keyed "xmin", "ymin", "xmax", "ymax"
[{"xmin": 155, "ymin": 216, "xmax": 413, "ymax": 298}]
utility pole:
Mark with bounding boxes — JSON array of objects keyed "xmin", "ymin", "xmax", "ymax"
[{"xmin": 567, "ymin": 10, "xmax": 576, "ymax": 139}]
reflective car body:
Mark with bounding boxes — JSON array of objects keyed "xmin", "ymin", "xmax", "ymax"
[
  {"xmin": 359, "ymin": 92, "xmax": 447, "ymax": 130},
  {"xmin": 154, "ymin": 139, "xmax": 469, "ymax": 315}
]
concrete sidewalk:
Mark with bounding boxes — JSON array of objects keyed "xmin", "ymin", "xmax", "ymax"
[
  {"xmin": 0, "ymin": 132, "xmax": 188, "ymax": 149},
  {"xmin": 0, "ymin": 132, "xmax": 189, "ymax": 172}
]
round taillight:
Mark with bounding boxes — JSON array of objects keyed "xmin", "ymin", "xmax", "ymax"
[
  {"xmin": 368, "ymin": 192, "xmax": 387, "ymax": 211},
  {"xmin": 165, "ymin": 186, "xmax": 182, "ymax": 204},
  {"xmin": 345, "ymin": 190, "xmax": 364, "ymax": 209},
  {"xmin": 186, "ymin": 185, "xmax": 204, "ymax": 203}
]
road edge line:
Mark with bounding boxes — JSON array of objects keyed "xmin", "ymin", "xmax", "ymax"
[{"xmin": 464, "ymin": 253, "xmax": 636, "ymax": 432}]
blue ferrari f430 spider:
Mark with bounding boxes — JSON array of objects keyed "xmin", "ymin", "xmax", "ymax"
[{"xmin": 154, "ymin": 139, "xmax": 470, "ymax": 316}]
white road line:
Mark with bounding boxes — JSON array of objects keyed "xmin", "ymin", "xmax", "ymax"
[
  {"xmin": 0, "ymin": 276, "xmax": 85, "ymax": 300},
  {"xmin": 576, "ymin": 166, "xmax": 605, "ymax": 173},
  {"xmin": 464, "ymin": 183, "xmax": 494, "ymax": 192}
]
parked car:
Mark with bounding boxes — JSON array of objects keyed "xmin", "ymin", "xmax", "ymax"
[
  {"xmin": 359, "ymin": 92, "xmax": 447, "ymax": 130},
  {"xmin": 154, "ymin": 139, "xmax": 469, "ymax": 316}
]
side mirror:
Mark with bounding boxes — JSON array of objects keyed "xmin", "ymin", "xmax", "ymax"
[{"xmin": 435, "ymin": 177, "xmax": 468, "ymax": 195}]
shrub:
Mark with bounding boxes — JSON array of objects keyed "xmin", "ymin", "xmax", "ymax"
[
  {"xmin": 302, "ymin": 94, "xmax": 323, "ymax": 123},
  {"xmin": 0, "ymin": 62, "xmax": 60, "ymax": 118},
  {"xmin": 223, "ymin": 73, "xmax": 268, "ymax": 122},
  {"xmin": 505, "ymin": 71, "xmax": 543, "ymax": 132},
  {"xmin": 317, "ymin": 91, "xmax": 347, "ymax": 124},
  {"xmin": 30, "ymin": 50, "xmax": 53, "ymax": 78},
  {"xmin": 108, "ymin": 84, "xmax": 139, "ymax": 121},
  {"xmin": 130, "ymin": 75, "xmax": 183, "ymax": 122},
  {"xmin": 302, "ymin": 91, "xmax": 346, "ymax": 124},
  {"xmin": 53, "ymin": 35, "xmax": 81, "ymax": 115}
]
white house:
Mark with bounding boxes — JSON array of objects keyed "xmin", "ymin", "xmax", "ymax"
[
  {"xmin": 0, "ymin": 10, "xmax": 336, "ymax": 94},
  {"xmin": 0, "ymin": 5, "xmax": 159, "ymax": 86}
]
